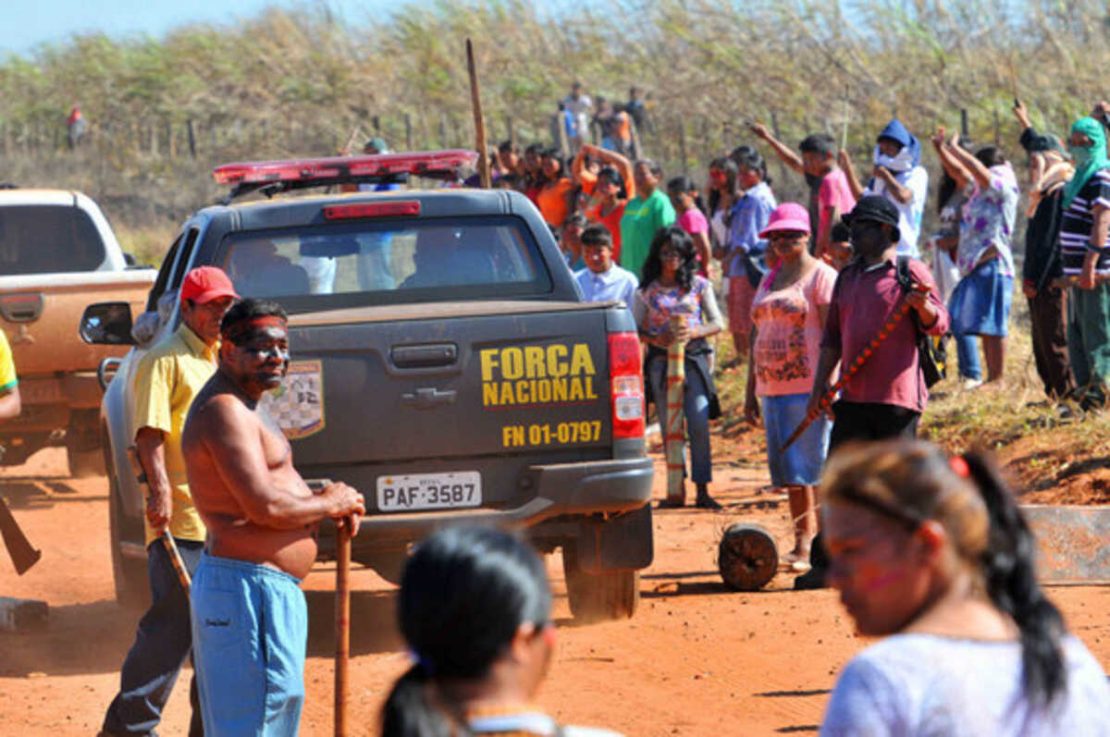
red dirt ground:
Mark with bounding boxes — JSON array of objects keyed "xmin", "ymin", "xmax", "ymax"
[{"xmin": 1, "ymin": 444, "xmax": 1107, "ymax": 736}]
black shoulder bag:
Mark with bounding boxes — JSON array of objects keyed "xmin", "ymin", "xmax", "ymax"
[{"xmin": 896, "ymin": 255, "xmax": 946, "ymax": 389}]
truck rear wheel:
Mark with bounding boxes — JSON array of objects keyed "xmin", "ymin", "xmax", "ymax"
[
  {"xmin": 562, "ymin": 547, "xmax": 640, "ymax": 622},
  {"xmin": 109, "ymin": 472, "xmax": 150, "ymax": 609}
]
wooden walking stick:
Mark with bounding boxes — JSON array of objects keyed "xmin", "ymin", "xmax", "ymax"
[
  {"xmin": 160, "ymin": 531, "xmax": 191, "ymax": 593},
  {"xmin": 466, "ymin": 38, "xmax": 491, "ymax": 189},
  {"xmin": 125, "ymin": 445, "xmax": 190, "ymax": 592},
  {"xmin": 665, "ymin": 316, "xmax": 687, "ymax": 504},
  {"xmin": 335, "ymin": 516, "xmax": 351, "ymax": 737},
  {"xmin": 781, "ymin": 284, "xmax": 928, "ymax": 450}
]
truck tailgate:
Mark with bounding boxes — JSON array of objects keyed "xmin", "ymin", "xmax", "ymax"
[
  {"xmin": 0, "ymin": 270, "xmax": 155, "ymax": 377},
  {"xmin": 271, "ymin": 302, "xmax": 616, "ymax": 510}
]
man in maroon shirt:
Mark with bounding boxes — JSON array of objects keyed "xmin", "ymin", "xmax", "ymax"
[
  {"xmin": 809, "ymin": 196, "xmax": 949, "ymax": 442},
  {"xmin": 797, "ymin": 196, "xmax": 949, "ymax": 589}
]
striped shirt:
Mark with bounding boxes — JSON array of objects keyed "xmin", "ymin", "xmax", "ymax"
[{"xmin": 1058, "ymin": 169, "xmax": 1110, "ymax": 275}]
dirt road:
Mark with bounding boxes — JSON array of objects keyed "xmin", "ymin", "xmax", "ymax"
[{"xmin": 2, "ymin": 448, "xmax": 1107, "ymax": 736}]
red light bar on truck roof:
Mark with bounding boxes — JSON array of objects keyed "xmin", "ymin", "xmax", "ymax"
[
  {"xmin": 324, "ymin": 201, "xmax": 421, "ymax": 220},
  {"xmin": 212, "ymin": 150, "xmax": 478, "ymax": 186}
]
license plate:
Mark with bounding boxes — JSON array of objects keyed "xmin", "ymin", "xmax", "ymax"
[{"xmin": 376, "ymin": 471, "xmax": 481, "ymax": 512}]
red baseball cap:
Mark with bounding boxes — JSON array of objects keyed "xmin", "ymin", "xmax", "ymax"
[{"xmin": 180, "ymin": 266, "xmax": 239, "ymax": 304}]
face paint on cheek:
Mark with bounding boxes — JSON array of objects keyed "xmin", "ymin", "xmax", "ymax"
[{"xmin": 856, "ymin": 561, "xmax": 907, "ymax": 593}]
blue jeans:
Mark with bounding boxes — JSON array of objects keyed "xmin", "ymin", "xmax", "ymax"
[
  {"xmin": 955, "ymin": 333, "xmax": 982, "ymax": 381},
  {"xmin": 102, "ymin": 538, "xmax": 204, "ymax": 737},
  {"xmin": 648, "ymin": 356, "xmax": 713, "ymax": 484}
]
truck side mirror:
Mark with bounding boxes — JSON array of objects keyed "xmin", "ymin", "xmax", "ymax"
[{"xmin": 80, "ymin": 302, "xmax": 135, "ymax": 346}]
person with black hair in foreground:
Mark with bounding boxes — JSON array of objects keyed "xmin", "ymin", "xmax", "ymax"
[
  {"xmin": 381, "ymin": 527, "xmax": 622, "ymax": 737},
  {"xmin": 819, "ymin": 440, "xmax": 1110, "ymax": 736}
]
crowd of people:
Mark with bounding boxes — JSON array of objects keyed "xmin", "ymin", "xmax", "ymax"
[{"xmin": 484, "ymin": 85, "xmax": 1110, "ymax": 524}]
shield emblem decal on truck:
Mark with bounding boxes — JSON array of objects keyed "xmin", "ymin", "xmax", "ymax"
[{"xmin": 261, "ymin": 360, "xmax": 325, "ymax": 439}]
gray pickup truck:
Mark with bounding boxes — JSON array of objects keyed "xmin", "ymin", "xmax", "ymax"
[{"xmin": 82, "ymin": 151, "xmax": 655, "ymax": 620}]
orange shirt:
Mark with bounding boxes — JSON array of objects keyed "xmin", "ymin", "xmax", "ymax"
[
  {"xmin": 587, "ymin": 199, "xmax": 628, "ymax": 263},
  {"xmin": 613, "ymin": 111, "xmax": 632, "ymax": 143},
  {"xmin": 578, "ymin": 169, "xmax": 597, "ymax": 197},
  {"xmin": 536, "ymin": 178, "xmax": 575, "ymax": 227}
]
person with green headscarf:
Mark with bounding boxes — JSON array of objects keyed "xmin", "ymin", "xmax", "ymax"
[{"xmin": 1057, "ymin": 116, "xmax": 1110, "ymax": 410}]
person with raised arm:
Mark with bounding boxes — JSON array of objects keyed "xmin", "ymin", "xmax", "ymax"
[
  {"xmin": 1012, "ymin": 100, "xmax": 1075, "ymax": 401},
  {"xmin": 839, "ymin": 119, "xmax": 929, "ymax": 258},
  {"xmin": 749, "ymin": 124, "xmax": 856, "ymax": 258},
  {"xmin": 932, "ymin": 128, "xmax": 1020, "ymax": 389}
]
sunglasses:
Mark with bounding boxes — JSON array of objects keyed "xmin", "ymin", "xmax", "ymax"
[{"xmin": 768, "ymin": 231, "xmax": 807, "ymax": 243}]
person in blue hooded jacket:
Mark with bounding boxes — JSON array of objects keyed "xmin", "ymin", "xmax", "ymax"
[{"xmin": 841, "ymin": 119, "xmax": 930, "ymax": 258}]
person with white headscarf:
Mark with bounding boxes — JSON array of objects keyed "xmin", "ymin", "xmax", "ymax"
[{"xmin": 840, "ymin": 119, "xmax": 930, "ymax": 258}]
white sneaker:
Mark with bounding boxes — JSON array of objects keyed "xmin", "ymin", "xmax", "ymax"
[{"xmin": 961, "ymin": 377, "xmax": 983, "ymax": 391}]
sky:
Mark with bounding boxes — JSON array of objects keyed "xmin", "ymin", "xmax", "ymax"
[{"xmin": 0, "ymin": 0, "xmax": 411, "ymax": 55}]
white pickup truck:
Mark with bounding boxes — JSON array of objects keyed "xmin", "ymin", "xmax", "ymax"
[{"xmin": 0, "ymin": 188, "xmax": 155, "ymax": 476}]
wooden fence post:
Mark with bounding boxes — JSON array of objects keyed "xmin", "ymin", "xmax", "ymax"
[
  {"xmin": 187, "ymin": 119, "xmax": 197, "ymax": 158},
  {"xmin": 700, "ymin": 117, "xmax": 710, "ymax": 172},
  {"xmin": 629, "ymin": 118, "xmax": 642, "ymax": 161},
  {"xmin": 678, "ymin": 117, "xmax": 688, "ymax": 175},
  {"xmin": 555, "ymin": 112, "xmax": 569, "ymax": 159}
]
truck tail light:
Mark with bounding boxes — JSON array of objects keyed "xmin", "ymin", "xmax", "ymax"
[
  {"xmin": 608, "ymin": 331, "xmax": 644, "ymax": 440},
  {"xmin": 324, "ymin": 202, "xmax": 421, "ymax": 220}
]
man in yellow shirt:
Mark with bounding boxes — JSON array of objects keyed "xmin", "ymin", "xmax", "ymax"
[{"xmin": 100, "ymin": 267, "xmax": 237, "ymax": 737}]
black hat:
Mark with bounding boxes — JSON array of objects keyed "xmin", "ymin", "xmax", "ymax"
[{"xmin": 845, "ymin": 195, "xmax": 901, "ymax": 243}]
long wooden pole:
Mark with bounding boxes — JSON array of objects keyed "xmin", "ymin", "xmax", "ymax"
[
  {"xmin": 665, "ymin": 317, "xmax": 687, "ymax": 504},
  {"xmin": 334, "ymin": 522, "xmax": 351, "ymax": 737},
  {"xmin": 466, "ymin": 39, "xmax": 491, "ymax": 189}
]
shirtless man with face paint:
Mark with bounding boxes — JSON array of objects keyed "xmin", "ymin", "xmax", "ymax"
[{"xmin": 182, "ymin": 298, "xmax": 365, "ymax": 737}]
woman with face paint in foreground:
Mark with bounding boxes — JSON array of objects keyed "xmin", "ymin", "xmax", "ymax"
[{"xmin": 818, "ymin": 440, "xmax": 1110, "ymax": 736}]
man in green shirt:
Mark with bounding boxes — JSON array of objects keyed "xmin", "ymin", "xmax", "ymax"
[{"xmin": 620, "ymin": 159, "xmax": 676, "ymax": 279}]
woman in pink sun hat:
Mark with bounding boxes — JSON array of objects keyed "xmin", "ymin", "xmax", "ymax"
[{"xmin": 745, "ymin": 202, "xmax": 838, "ymax": 571}]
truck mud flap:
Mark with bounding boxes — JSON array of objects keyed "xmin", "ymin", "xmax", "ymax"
[{"xmin": 574, "ymin": 504, "xmax": 653, "ymax": 574}]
